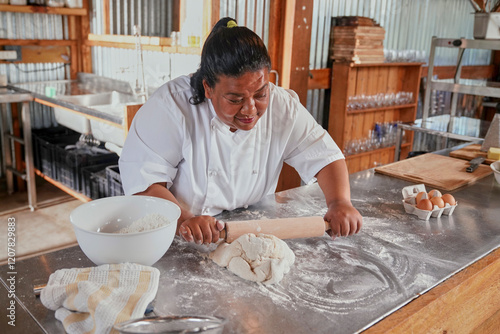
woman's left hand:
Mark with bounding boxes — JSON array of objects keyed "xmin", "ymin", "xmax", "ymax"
[{"xmin": 324, "ymin": 200, "xmax": 363, "ymax": 239}]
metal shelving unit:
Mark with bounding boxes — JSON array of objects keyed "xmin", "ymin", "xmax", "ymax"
[
  {"xmin": 423, "ymin": 37, "xmax": 500, "ymax": 127},
  {"xmin": 394, "ymin": 37, "xmax": 500, "ymax": 161}
]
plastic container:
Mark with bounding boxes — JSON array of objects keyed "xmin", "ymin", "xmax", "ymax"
[
  {"xmin": 56, "ymin": 146, "xmax": 118, "ymax": 192},
  {"xmin": 81, "ymin": 163, "xmax": 112, "ymax": 199},
  {"xmin": 32, "ymin": 126, "xmax": 78, "ymax": 171},
  {"xmin": 64, "ymin": 0, "xmax": 82, "ymax": 8},
  {"xmin": 402, "ymin": 184, "xmax": 457, "ymax": 220},
  {"xmin": 36, "ymin": 132, "xmax": 80, "ymax": 179},
  {"xmin": 9, "ymin": 0, "xmax": 28, "ymax": 5},
  {"xmin": 474, "ymin": 13, "xmax": 500, "ymax": 39},
  {"xmin": 46, "ymin": 0, "xmax": 64, "ymax": 7},
  {"xmin": 106, "ymin": 165, "xmax": 124, "ymax": 196}
]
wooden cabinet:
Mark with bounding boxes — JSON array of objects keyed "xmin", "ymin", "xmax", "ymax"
[{"xmin": 328, "ymin": 62, "xmax": 423, "ymax": 174}]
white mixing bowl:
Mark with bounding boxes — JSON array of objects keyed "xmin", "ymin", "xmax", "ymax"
[
  {"xmin": 491, "ymin": 160, "xmax": 500, "ymax": 184},
  {"xmin": 70, "ymin": 196, "xmax": 181, "ymax": 266}
]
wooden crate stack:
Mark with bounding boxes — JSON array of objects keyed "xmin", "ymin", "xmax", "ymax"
[{"xmin": 330, "ymin": 16, "xmax": 385, "ymax": 64}]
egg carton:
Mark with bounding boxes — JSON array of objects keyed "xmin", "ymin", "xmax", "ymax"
[{"xmin": 402, "ymin": 184, "xmax": 457, "ymax": 220}]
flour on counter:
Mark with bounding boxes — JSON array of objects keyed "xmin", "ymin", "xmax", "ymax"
[{"xmin": 116, "ymin": 213, "xmax": 171, "ymax": 234}]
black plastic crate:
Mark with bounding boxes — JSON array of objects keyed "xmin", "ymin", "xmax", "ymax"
[
  {"xmin": 81, "ymin": 163, "xmax": 114, "ymax": 199},
  {"xmin": 32, "ymin": 127, "xmax": 79, "ymax": 170},
  {"xmin": 106, "ymin": 165, "xmax": 124, "ymax": 197},
  {"xmin": 55, "ymin": 145, "xmax": 118, "ymax": 192},
  {"xmin": 36, "ymin": 133, "xmax": 80, "ymax": 179},
  {"xmin": 90, "ymin": 170, "xmax": 108, "ymax": 199}
]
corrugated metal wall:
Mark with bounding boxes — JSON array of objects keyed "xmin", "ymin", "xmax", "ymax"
[
  {"xmin": 0, "ymin": 1, "xmax": 493, "ymax": 129},
  {"xmin": 90, "ymin": 0, "xmax": 173, "ymax": 36},
  {"xmin": 90, "ymin": 0, "xmax": 201, "ymax": 90},
  {"xmin": 219, "ymin": 0, "xmax": 271, "ymax": 45},
  {"xmin": 307, "ymin": 0, "xmax": 491, "ymax": 127},
  {"xmin": 0, "ymin": 11, "xmax": 68, "ymax": 129}
]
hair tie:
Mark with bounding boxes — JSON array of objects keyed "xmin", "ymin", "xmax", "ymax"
[{"xmin": 227, "ymin": 20, "xmax": 238, "ymax": 28}]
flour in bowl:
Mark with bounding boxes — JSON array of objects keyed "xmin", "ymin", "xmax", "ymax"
[{"xmin": 116, "ymin": 213, "xmax": 171, "ymax": 234}]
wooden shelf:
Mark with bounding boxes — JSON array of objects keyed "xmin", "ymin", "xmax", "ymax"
[
  {"xmin": 328, "ymin": 62, "xmax": 423, "ymax": 174},
  {"xmin": 0, "ymin": 4, "xmax": 87, "ymax": 16},
  {"xmin": 35, "ymin": 169, "xmax": 91, "ymax": 203},
  {"xmin": 347, "ymin": 102, "xmax": 417, "ymax": 114}
]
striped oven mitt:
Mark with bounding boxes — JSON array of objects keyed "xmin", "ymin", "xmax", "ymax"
[{"xmin": 41, "ymin": 263, "xmax": 160, "ymax": 334}]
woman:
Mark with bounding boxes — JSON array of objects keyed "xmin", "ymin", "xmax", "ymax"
[{"xmin": 119, "ymin": 17, "xmax": 362, "ymax": 244}]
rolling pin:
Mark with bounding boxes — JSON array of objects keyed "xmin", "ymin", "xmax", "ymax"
[{"xmin": 219, "ymin": 216, "xmax": 330, "ymax": 243}]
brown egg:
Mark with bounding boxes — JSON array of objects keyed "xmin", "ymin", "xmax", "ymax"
[
  {"xmin": 428, "ymin": 189, "xmax": 442, "ymax": 198},
  {"xmin": 441, "ymin": 194, "xmax": 456, "ymax": 206},
  {"xmin": 416, "ymin": 191, "xmax": 427, "ymax": 203},
  {"xmin": 416, "ymin": 198, "xmax": 433, "ymax": 211},
  {"xmin": 430, "ymin": 196, "xmax": 445, "ymax": 208}
]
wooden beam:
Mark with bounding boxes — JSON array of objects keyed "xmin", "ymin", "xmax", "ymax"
[
  {"xmin": 421, "ymin": 64, "xmax": 495, "ymax": 80},
  {"xmin": 0, "ymin": 45, "xmax": 70, "ymax": 64},
  {"xmin": 67, "ymin": 15, "xmax": 80, "ymax": 78},
  {"xmin": 35, "ymin": 169, "xmax": 91, "ymax": 202},
  {"xmin": 280, "ymin": 0, "xmax": 314, "ymax": 100},
  {"xmin": 102, "ymin": 0, "xmax": 110, "ymax": 35},
  {"xmin": 0, "ymin": 4, "xmax": 87, "ymax": 16},
  {"xmin": 365, "ymin": 248, "xmax": 500, "ymax": 333},
  {"xmin": 308, "ymin": 68, "xmax": 331, "ymax": 90},
  {"xmin": 124, "ymin": 104, "xmax": 143, "ymax": 138},
  {"xmin": 274, "ymin": 0, "xmax": 314, "ymax": 192},
  {"xmin": 172, "ymin": 0, "xmax": 181, "ymax": 32},
  {"xmin": 85, "ymin": 37, "xmax": 200, "ymax": 55},
  {"xmin": 210, "ymin": 0, "xmax": 220, "ymax": 29},
  {"xmin": 268, "ymin": 0, "xmax": 285, "ymax": 86},
  {"xmin": 0, "ymin": 39, "xmax": 74, "ymax": 46},
  {"xmin": 88, "ymin": 33, "xmax": 173, "ymax": 46},
  {"xmin": 80, "ymin": 0, "xmax": 92, "ymax": 73},
  {"xmin": 306, "ymin": 65, "xmax": 496, "ymax": 91}
]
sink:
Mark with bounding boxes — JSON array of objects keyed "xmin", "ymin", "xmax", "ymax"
[
  {"xmin": 53, "ymin": 91, "xmax": 140, "ymax": 135},
  {"xmin": 90, "ymin": 105, "xmax": 128, "ymax": 147},
  {"xmin": 56, "ymin": 91, "xmax": 140, "ymax": 106}
]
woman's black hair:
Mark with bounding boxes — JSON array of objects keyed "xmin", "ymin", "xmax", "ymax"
[{"xmin": 189, "ymin": 17, "xmax": 271, "ymax": 105}]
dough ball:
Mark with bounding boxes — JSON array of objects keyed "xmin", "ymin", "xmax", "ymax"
[{"xmin": 209, "ymin": 233, "xmax": 295, "ymax": 285}]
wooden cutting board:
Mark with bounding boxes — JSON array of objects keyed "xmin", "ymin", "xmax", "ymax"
[
  {"xmin": 449, "ymin": 144, "xmax": 495, "ymax": 165},
  {"xmin": 374, "ymin": 153, "xmax": 493, "ymax": 191}
]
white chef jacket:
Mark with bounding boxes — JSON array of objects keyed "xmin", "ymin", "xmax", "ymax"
[{"xmin": 119, "ymin": 75, "xmax": 344, "ymax": 216}]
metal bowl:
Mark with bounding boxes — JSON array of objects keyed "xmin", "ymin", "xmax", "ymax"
[{"xmin": 113, "ymin": 315, "xmax": 227, "ymax": 334}]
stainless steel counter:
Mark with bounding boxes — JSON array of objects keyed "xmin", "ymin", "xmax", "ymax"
[
  {"xmin": 1, "ymin": 166, "xmax": 499, "ymax": 333},
  {"xmin": 10, "ymin": 73, "xmax": 142, "ymax": 125},
  {"xmin": 1, "ymin": 74, "xmax": 146, "ymax": 212}
]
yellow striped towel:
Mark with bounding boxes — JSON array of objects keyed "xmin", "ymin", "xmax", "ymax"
[{"xmin": 40, "ymin": 263, "xmax": 160, "ymax": 334}]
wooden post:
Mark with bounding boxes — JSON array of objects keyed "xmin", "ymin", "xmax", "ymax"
[
  {"xmin": 268, "ymin": 0, "xmax": 284, "ymax": 85},
  {"xmin": 272, "ymin": 0, "xmax": 313, "ymax": 192},
  {"xmin": 81, "ymin": 0, "xmax": 92, "ymax": 73},
  {"xmin": 102, "ymin": 0, "xmax": 110, "ymax": 35},
  {"xmin": 172, "ymin": 0, "xmax": 181, "ymax": 32},
  {"xmin": 124, "ymin": 104, "xmax": 143, "ymax": 137},
  {"xmin": 210, "ymin": 0, "xmax": 220, "ymax": 29}
]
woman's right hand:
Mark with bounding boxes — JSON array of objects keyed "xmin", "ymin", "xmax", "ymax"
[{"xmin": 178, "ymin": 216, "xmax": 225, "ymax": 244}]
